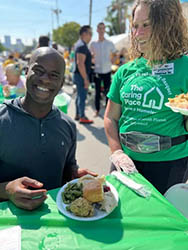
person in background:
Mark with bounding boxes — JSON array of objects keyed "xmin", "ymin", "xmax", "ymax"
[
  {"xmin": 52, "ymin": 42, "xmax": 58, "ymax": 50},
  {"xmin": 90, "ymin": 22, "xmax": 116, "ymax": 117},
  {"xmin": 3, "ymin": 54, "xmax": 15, "ymax": 68},
  {"xmin": 0, "ymin": 63, "xmax": 5, "ymax": 83},
  {"xmin": 64, "ymin": 49, "xmax": 70, "ymax": 60},
  {"xmin": 73, "ymin": 25, "xmax": 93, "ymax": 124},
  {"xmin": 2, "ymin": 63, "xmax": 25, "ymax": 98},
  {"xmin": 119, "ymin": 48, "xmax": 128, "ymax": 66},
  {"xmin": 104, "ymin": 0, "xmax": 188, "ymax": 194},
  {"xmin": 0, "ymin": 47, "xmax": 97, "ymax": 210},
  {"xmin": 38, "ymin": 35, "xmax": 50, "ymax": 48}
]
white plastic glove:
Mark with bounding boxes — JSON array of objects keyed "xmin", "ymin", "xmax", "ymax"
[{"xmin": 110, "ymin": 149, "xmax": 138, "ymax": 174}]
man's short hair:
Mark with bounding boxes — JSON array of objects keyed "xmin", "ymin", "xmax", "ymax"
[
  {"xmin": 79, "ymin": 25, "xmax": 91, "ymax": 36},
  {"xmin": 38, "ymin": 36, "xmax": 50, "ymax": 47},
  {"xmin": 97, "ymin": 22, "xmax": 105, "ymax": 28},
  {"xmin": 8, "ymin": 54, "xmax": 14, "ymax": 59}
]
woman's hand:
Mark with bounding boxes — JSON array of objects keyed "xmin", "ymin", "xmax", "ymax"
[
  {"xmin": 5, "ymin": 177, "xmax": 47, "ymax": 210},
  {"xmin": 110, "ymin": 150, "xmax": 138, "ymax": 174}
]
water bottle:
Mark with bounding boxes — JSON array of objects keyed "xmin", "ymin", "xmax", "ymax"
[{"xmin": 9, "ymin": 86, "xmax": 17, "ymax": 99}]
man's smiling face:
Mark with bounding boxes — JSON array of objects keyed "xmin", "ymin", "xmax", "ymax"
[{"xmin": 26, "ymin": 50, "xmax": 65, "ymax": 105}]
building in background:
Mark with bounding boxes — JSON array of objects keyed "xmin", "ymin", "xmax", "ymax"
[
  {"xmin": 4, "ymin": 35, "xmax": 11, "ymax": 50},
  {"xmin": 13, "ymin": 39, "xmax": 24, "ymax": 53},
  {"xmin": 2, "ymin": 35, "xmax": 25, "ymax": 53}
]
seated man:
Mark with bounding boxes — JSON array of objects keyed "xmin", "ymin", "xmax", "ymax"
[
  {"xmin": 0, "ymin": 47, "xmax": 96, "ymax": 210},
  {"xmin": 2, "ymin": 63, "xmax": 26, "ymax": 98}
]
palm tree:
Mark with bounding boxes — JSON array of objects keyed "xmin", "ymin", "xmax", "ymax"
[{"xmin": 105, "ymin": 0, "xmax": 135, "ymax": 35}]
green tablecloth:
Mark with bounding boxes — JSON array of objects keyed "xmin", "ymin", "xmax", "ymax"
[{"xmin": 0, "ymin": 173, "xmax": 188, "ymax": 250}]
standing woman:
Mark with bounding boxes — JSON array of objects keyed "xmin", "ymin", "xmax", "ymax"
[{"xmin": 104, "ymin": 0, "xmax": 188, "ymax": 194}]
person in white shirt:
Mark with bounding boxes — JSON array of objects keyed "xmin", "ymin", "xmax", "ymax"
[{"xmin": 90, "ymin": 22, "xmax": 116, "ymax": 116}]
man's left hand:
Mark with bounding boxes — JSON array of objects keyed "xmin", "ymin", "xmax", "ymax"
[{"xmin": 72, "ymin": 168, "xmax": 98, "ymax": 179}]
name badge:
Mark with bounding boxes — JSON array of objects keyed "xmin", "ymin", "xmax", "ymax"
[{"xmin": 152, "ymin": 63, "xmax": 174, "ymax": 75}]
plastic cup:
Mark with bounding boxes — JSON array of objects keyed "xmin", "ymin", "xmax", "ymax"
[{"xmin": 9, "ymin": 86, "xmax": 17, "ymax": 98}]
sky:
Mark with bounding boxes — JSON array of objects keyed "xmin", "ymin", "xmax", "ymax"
[{"xmin": 0, "ymin": 0, "xmax": 113, "ymax": 45}]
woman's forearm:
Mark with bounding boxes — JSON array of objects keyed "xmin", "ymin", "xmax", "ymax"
[{"xmin": 104, "ymin": 116, "xmax": 122, "ymax": 153}]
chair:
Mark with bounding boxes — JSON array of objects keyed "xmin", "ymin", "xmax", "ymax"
[{"xmin": 164, "ymin": 183, "xmax": 188, "ymax": 218}]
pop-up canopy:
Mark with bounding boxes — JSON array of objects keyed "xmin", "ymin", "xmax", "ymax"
[{"xmin": 108, "ymin": 33, "xmax": 130, "ymax": 51}]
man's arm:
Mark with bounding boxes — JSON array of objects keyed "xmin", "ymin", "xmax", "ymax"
[
  {"xmin": 89, "ymin": 43, "xmax": 96, "ymax": 64},
  {"xmin": 111, "ymin": 52, "xmax": 119, "ymax": 65},
  {"xmin": 0, "ymin": 182, "xmax": 9, "ymax": 200},
  {"xmin": 109, "ymin": 42, "xmax": 118, "ymax": 64},
  {"xmin": 76, "ymin": 53, "xmax": 89, "ymax": 89},
  {"xmin": 62, "ymin": 129, "xmax": 97, "ymax": 185}
]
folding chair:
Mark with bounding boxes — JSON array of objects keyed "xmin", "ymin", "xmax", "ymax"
[{"xmin": 164, "ymin": 183, "xmax": 188, "ymax": 218}]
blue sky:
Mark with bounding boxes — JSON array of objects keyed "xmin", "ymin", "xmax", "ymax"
[{"xmin": 0, "ymin": 0, "xmax": 112, "ymax": 45}]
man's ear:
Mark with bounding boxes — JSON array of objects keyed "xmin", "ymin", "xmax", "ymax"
[{"xmin": 60, "ymin": 76, "xmax": 65, "ymax": 88}]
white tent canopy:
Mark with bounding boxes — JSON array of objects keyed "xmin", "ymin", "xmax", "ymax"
[
  {"xmin": 108, "ymin": 33, "xmax": 130, "ymax": 51},
  {"xmin": 182, "ymin": 2, "xmax": 188, "ymax": 19}
]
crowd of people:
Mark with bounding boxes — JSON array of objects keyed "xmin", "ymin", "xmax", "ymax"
[{"xmin": 0, "ymin": 0, "xmax": 188, "ymax": 211}]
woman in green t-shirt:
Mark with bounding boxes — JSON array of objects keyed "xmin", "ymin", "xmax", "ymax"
[{"xmin": 104, "ymin": 0, "xmax": 188, "ymax": 194}]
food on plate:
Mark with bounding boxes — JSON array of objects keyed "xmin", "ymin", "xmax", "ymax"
[
  {"xmin": 66, "ymin": 197, "xmax": 94, "ymax": 217},
  {"xmin": 99, "ymin": 191, "xmax": 118, "ymax": 213},
  {"xmin": 78, "ymin": 174, "xmax": 105, "ymax": 185},
  {"xmin": 78, "ymin": 175, "xmax": 105, "ymax": 203},
  {"xmin": 61, "ymin": 182, "xmax": 83, "ymax": 204},
  {"xmin": 61, "ymin": 175, "xmax": 118, "ymax": 217},
  {"xmin": 168, "ymin": 93, "xmax": 188, "ymax": 109},
  {"xmin": 83, "ymin": 179, "xmax": 104, "ymax": 202}
]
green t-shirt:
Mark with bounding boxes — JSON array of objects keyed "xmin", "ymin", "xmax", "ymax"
[{"xmin": 107, "ymin": 56, "xmax": 188, "ymax": 161}]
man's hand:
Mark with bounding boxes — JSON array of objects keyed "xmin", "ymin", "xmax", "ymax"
[
  {"xmin": 5, "ymin": 177, "xmax": 47, "ymax": 210},
  {"xmin": 72, "ymin": 168, "xmax": 98, "ymax": 179},
  {"xmin": 84, "ymin": 78, "xmax": 90, "ymax": 89},
  {"xmin": 110, "ymin": 149, "xmax": 138, "ymax": 174}
]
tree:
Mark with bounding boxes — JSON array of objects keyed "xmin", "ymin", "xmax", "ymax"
[
  {"xmin": 105, "ymin": 0, "xmax": 134, "ymax": 35},
  {"xmin": 53, "ymin": 22, "xmax": 80, "ymax": 50},
  {"xmin": 0, "ymin": 43, "xmax": 5, "ymax": 52}
]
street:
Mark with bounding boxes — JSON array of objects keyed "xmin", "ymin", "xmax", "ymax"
[{"xmin": 63, "ymin": 84, "xmax": 111, "ymax": 176}]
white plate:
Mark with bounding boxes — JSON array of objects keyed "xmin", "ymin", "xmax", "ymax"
[
  {"xmin": 165, "ymin": 102, "xmax": 188, "ymax": 115},
  {"xmin": 56, "ymin": 179, "xmax": 119, "ymax": 221}
]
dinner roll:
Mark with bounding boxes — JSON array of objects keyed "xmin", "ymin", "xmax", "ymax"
[{"xmin": 83, "ymin": 179, "xmax": 104, "ymax": 203}]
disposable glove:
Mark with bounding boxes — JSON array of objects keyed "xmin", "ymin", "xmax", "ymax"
[{"xmin": 110, "ymin": 149, "xmax": 138, "ymax": 174}]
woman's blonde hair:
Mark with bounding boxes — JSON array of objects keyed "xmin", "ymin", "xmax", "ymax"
[
  {"xmin": 130, "ymin": 0, "xmax": 188, "ymax": 64},
  {"xmin": 5, "ymin": 63, "xmax": 22, "ymax": 76}
]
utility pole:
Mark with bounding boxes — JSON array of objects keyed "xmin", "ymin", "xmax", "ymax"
[
  {"xmin": 52, "ymin": 0, "xmax": 62, "ymax": 28},
  {"xmin": 89, "ymin": 0, "xmax": 92, "ymax": 26}
]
